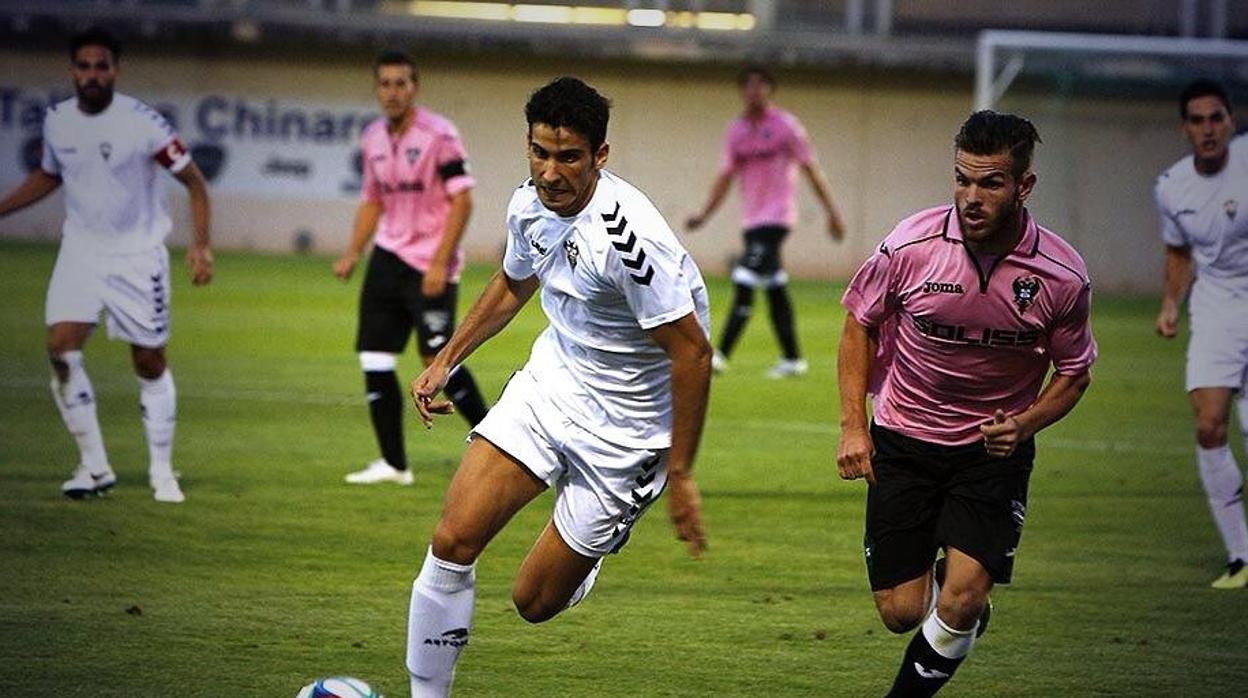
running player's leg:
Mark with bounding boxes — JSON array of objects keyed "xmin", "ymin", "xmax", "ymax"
[
  {"xmin": 757, "ymin": 226, "xmax": 803, "ymax": 365},
  {"xmin": 350, "ymin": 248, "xmax": 413, "ymax": 483},
  {"xmin": 408, "ymin": 437, "xmax": 546, "ymax": 697},
  {"xmin": 719, "ymin": 228, "xmax": 767, "ymax": 364},
  {"xmin": 511, "ymin": 522, "xmax": 600, "ymax": 623},
  {"xmin": 1190, "ymin": 387, "xmax": 1248, "ymax": 585},
  {"xmin": 46, "ymin": 243, "xmax": 113, "ymax": 496},
  {"xmin": 414, "ymin": 279, "xmax": 488, "ymax": 426},
  {"xmin": 130, "ymin": 344, "xmax": 180, "ymax": 502}
]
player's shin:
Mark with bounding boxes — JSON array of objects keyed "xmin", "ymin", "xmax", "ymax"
[
  {"xmin": 360, "ymin": 352, "xmax": 405, "ymax": 469},
  {"xmin": 718, "ymin": 283, "xmax": 754, "ymax": 357},
  {"xmin": 444, "ymin": 365, "xmax": 488, "ymax": 427},
  {"xmin": 885, "ymin": 612, "xmax": 977, "ymax": 698},
  {"xmin": 765, "ymin": 284, "xmax": 800, "ymax": 360},
  {"xmin": 138, "ymin": 369, "xmax": 177, "ymax": 479},
  {"xmin": 407, "ymin": 547, "xmax": 476, "ymax": 698},
  {"xmin": 1197, "ymin": 445, "xmax": 1248, "ymax": 562},
  {"xmin": 50, "ymin": 351, "xmax": 110, "ymax": 474}
]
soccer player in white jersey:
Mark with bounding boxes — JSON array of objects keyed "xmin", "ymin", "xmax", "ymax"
[
  {"xmin": 402, "ymin": 77, "xmax": 711, "ymax": 696},
  {"xmin": 1155, "ymin": 79, "xmax": 1248, "ymax": 589},
  {"xmin": 0, "ymin": 28, "xmax": 213, "ymax": 504}
]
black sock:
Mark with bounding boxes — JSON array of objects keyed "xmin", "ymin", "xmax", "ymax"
[
  {"xmin": 444, "ymin": 365, "xmax": 489, "ymax": 427},
  {"xmin": 766, "ymin": 284, "xmax": 800, "ymax": 360},
  {"xmin": 885, "ymin": 628, "xmax": 967, "ymax": 698},
  {"xmin": 717, "ymin": 283, "xmax": 754, "ymax": 357},
  {"xmin": 365, "ymin": 370, "xmax": 406, "ymax": 471}
]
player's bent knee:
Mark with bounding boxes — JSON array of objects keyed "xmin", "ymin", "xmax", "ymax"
[
  {"xmin": 1196, "ymin": 421, "xmax": 1228, "ymax": 448},
  {"xmin": 511, "ymin": 583, "xmax": 562, "ymax": 624},
  {"xmin": 430, "ymin": 521, "xmax": 485, "ymax": 566},
  {"xmin": 874, "ymin": 593, "xmax": 925, "ymax": 634},
  {"xmin": 937, "ymin": 589, "xmax": 986, "ymax": 630}
]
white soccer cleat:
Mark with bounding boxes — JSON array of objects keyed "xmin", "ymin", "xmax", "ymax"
[
  {"xmin": 345, "ymin": 459, "xmax": 414, "ymax": 485},
  {"xmin": 1211, "ymin": 559, "xmax": 1247, "ymax": 590},
  {"xmin": 151, "ymin": 476, "xmax": 185, "ymax": 504},
  {"xmin": 711, "ymin": 350, "xmax": 729, "ymax": 374},
  {"xmin": 61, "ymin": 464, "xmax": 117, "ymax": 499},
  {"xmin": 766, "ymin": 358, "xmax": 809, "ymax": 379}
]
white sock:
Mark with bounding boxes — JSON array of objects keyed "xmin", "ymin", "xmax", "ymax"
[
  {"xmin": 407, "ymin": 547, "xmax": 475, "ymax": 698},
  {"xmin": 139, "ymin": 370, "xmax": 177, "ymax": 480},
  {"xmin": 922, "ymin": 611, "xmax": 977, "ymax": 660},
  {"xmin": 1197, "ymin": 446, "xmax": 1248, "ymax": 563},
  {"xmin": 50, "ymin": 351, "xmax": 109, "ymax": 474}
]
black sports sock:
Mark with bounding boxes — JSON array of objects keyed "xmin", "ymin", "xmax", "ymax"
[
  {"xmin": 884, "ymin": 629, "xmax": 966, "ymax": 698},
  {"xmin": 444, "ymin": 365, "xmax": 489, "ymax": 427},
  {"xmin": 717, "ymin": 283, "xmax": 755, "ymax": 357},
  {"xmin": 766, "ymin": 284, "xmax": 800, "ymax": 360},
  {"xmin": 365, "ymin": 370, "xmax": 406, "ymax": 471}
]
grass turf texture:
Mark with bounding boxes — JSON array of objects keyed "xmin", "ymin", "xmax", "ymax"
[{"xmin": 0, "ymin": 240, "xmax": 1244, "ymax": 696}]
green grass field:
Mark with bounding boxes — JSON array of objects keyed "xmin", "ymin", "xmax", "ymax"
[{"xmin": 1, "ymin": 240, "xmax": 1244, "ymax": 696}]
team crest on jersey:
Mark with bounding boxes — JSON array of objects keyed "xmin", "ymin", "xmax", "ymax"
[
  {"xmin": 564, "ymin": 239, "xmax": 580, "ymax": 269},
  {"xmin": 1012, "ymin": 275, "xmax": 1040, "ymax": 313},
  {"xmin": 99, "ymin": 142, "xmax": 112, "ymax": 161},
  {"xmin": 405, "ymin": 147, "xmax": 421, "ymax": 164},
  {"xmin": 1225, "ymin": 199, "xmax": 1238, "ymax": 220}
]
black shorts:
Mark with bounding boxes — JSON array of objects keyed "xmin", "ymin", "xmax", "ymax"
[
  {"xmin": 737, "ymin": 225, "xmax": 789, "ymax": 277},
  {"xmin": 355, "ymin": 246, "xmax": 458, "ymax": 356},
  {"xmin": 864, "ymin": 423, "xmax": 1033, "ymax": 591}
]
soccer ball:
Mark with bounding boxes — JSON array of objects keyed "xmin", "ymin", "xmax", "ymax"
[{"xmin": 295, "ymin": 676, "xmax": 381, "ymax": 698}]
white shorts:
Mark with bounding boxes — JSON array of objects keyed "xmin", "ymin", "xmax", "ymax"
[
  {"xmin": 1186, "ymin": 287, "xmax": 1248, "ymax": 393},
  {"xmin": 471, "ymin": 370, "xmax": 669, "ymax": 559},
  {"xmin": 46, "ymin": 243, "xmax": 171, "ymax": 348}
]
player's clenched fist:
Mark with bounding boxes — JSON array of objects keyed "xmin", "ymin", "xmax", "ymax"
[
  {"xmin": 666, "ymin": 471, "xmax": 706, "ymax": 558},
  {"xmin": 837, "ymin": 425, "xmax": 876, "ymax": 484}
]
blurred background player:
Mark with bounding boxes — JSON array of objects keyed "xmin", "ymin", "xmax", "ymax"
[
  {"xmin": 837, "ymin": 111, "xmax": 1096, "ymax": 696},
  {"xmin": 404, "ymin": 77, "xmax": 710, "ymax": 697},
  {"xmin": 0, "ymin": 27, "xmax": 213, "ymax": 504},
  {"xmin": 1154, "ymin": 79, "xmax": 1248, "ymax": 590},
  {"xmin": 686, "ymin": 65, "xmax": 846, "ymax": 378},
  {"xmin": 333, "ymin": 50, "xmax": 488, "ymax": 486}
]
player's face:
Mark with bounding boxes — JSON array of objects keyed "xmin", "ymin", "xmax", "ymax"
[
  {"xmin": 1182, "ymin": 95, "xmax": 1234, "ymax": 164},
  {"xmin": 527, "ymin": 123, "xmax": 609, "ymax": 217},
  {"xmin": 70, "ymin": 45, "xmax": 118, "ymax": 113},
  {"xmin": 739, "ymin": 74, "xmax": 772, "ymax": 112},
  {"xmin": 375, "ymin": 64, "xmax": 417, "ymax": 122},
  {"xmin": 954, "ymin": 149, "xmax": 1035, "ymax": 246}
]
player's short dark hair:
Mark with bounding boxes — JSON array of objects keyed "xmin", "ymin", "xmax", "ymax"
[
  {"xmin": 737, "ymin": 65, "xmax": 775, "ymax": 88},
  {"xmin": 373, "ymin": 49, "xmax": 417, "ymax": 82},
  {"xmin": 954, "ymin": 110, "xmax": 1042, "ymax": 179},
  {"xmin": 1179, "ymin": 79, "xmax": 1232, "ymax": 119},
  {"xmin": 70, "ymin": 27, "xmax": 121, "ymax": 62},
  {"xmin": 524, "ymin": 77, "xmax": 611, "ymax": 153}
]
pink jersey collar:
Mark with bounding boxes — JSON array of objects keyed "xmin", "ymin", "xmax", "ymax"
[{"xmin": 941, "ymin": 205, "xmax": 1040, "ymax": 258}]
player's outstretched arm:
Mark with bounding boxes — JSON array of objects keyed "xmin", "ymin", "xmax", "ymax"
[
  {"xmin": 686, "ymin": 172, "xmax": 732, "ymax": 231},
  {"xmin": 649, "ymin": 312, "xmax": 711, "ymax": 557},
  {"xmin": 0, "ymin": 170, "xmax": 62, "ymax": 218},
  {"xmin": 1156, "ymin": 244, "xmax": 1192, "ymax": 338},
  {"xmin": 981, "ymin": 370, "xmax": 1092, "ymax": 458},
  {"xmin": 173, "ymin": 162, "xmax": 213, "ymax": 286},
  {"xmin": 410, "ymin": 269, "xmax": 539, "ymax": 427},
  {"xmin": 837, "ymin": 314, "xmax": 876, "ymax": 484},
  {"xmin": 333, "ymin": 202, "xmax": 383, "ymax": 281},
  {"xmin": 800, "ymin": 162, "xmax": 847, "ymax": 241}
]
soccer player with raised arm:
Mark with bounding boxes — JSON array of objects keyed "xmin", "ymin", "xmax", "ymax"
[
  {"xmin": 687, "ymin": 65, "xmax": 846, "ymax": 378},
  {"xmin": 837, "ymin": 111, "xmax": 1097, "ymax": 696},
  {"xmin": 403, "ymin": 77, "xmax": 710, "ymax": 697},
  {"xmin": 333, "ymin": 50, "xmax": 489, "ymax": 486},
  {"xmin": 0, "ymin": 28, "xmax": 213, "ymax": 504},
  {"xmin": 1155, "ymin": 79, "xmax": 1248, "ymax": 590}
]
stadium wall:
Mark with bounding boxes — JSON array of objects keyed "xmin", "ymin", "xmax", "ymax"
[{"xmin": 0, "ymin": 47, "xmax": 1185, "ymax": 293}]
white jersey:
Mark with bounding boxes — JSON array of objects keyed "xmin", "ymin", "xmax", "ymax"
[
  {"xmin": 1155, "ymin": 135, "xmax": 1248, "ymax": 302},
  {"xmin": 503, "ymin": 170, "xmax": 711, "ymax": 449},
  {"xmin": 41, "ymin": 92, "xmax": 191, "ymax": 255}
]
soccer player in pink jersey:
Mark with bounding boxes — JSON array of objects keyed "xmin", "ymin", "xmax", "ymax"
[
  {"xmin": 687, "ymin": 65, "xmax": 847, "ymax": 378},
  {"xmin": 333, "ymin": 51, "xmax": 488, "ymax": 486},
  {"xmin": 837, "ymin": 111, "xmax": 1097, "ymax": 696},
  {"xmin": 1155, "ymin": 80, "xmax": 1248, "ymax": 589}
]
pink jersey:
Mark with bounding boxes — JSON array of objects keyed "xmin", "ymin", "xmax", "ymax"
[
  {"xmin": 360, "ymin": 108, "xmax": 475, "ymax": 278},
  {"xmin": 842, "ymin": 205, "xmax": 1097, "ymax": 446},
  {"xmin": 719, "ymin": 106, "xmax": 815, "ymax": 230}
]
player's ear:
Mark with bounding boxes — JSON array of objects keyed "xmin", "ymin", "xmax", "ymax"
[
  {"xmin": 595, "ymin": 142, "xmax": 609, "ymax": 169},
  {"xmin": 1017, "ymin": 170, "xmax": 1037, "ymax": 203}
]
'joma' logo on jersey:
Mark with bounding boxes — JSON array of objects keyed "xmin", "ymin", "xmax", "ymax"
[
  {"xmin": 424, "ymin": 627, "xmax": 469, "ymax": 648},
  {"xmin": 922, "ymin": 281, "xmax": 964, "ymax": 294},
  {"xmin": 911, "ymin": 316, "xmax": 1040, "ymax": 347}
]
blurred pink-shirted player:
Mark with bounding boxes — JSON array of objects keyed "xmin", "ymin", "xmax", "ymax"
[
  {"xmin": 837, "ymin": 111, "xmax": 1096, "ymax": 698},
  {"xmin": 687, "ymin": 65, "xmax": 847, "ymax": 379},
  {"xmin": 332, "ymin": 50, "xmax": 489, "ymax": 486}
]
